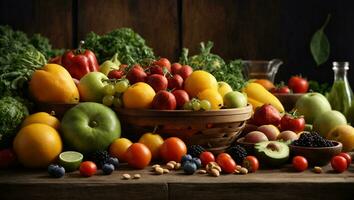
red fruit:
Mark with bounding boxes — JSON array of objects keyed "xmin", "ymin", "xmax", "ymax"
[
  {"xmin": 108, "ymin": 69, "xmax": 125, "ymax": 79},
  {"xmin": 126, "ymin": 66, "xmax": 147, "ymax": 84},
  {"xmin": 253, "ymin": 104, "xmax": 281, "ymax": 126},
  {"xmin": 147, "ymin": 74, "xmax": 168, "ymax": 92},
  {"xmin": 153, "ymin": 58, "xmax": 171, "ymax": 72},
  {"xmin": 288, "ymin": 76, "xmax": 309, "ymax": 93},
  {"xmin": 149, "ymin": 65, "xmax": 164, "ymax": 75},
  {"xmin": 119, "ymin": 64, "xmax": 128, "ymax": 71},
  {"xmin": 338, "ymin": 153, "xmax": 352, "ymax": 168},
  {"xmin": 292, "ymin": 156, "xmax": 308, "ymax": 172},
  {"xmin": 152, "ymin": 91, "xmax": 177, "ymax": 110},
  {"xmin": 168, "ymin": 74, "xmax": 184, "ymax": 90},
  {"xmin": 171, "ymin": 63, "xmax": 182, "ymax": 74},
  {"xmin": 200, "ymin": 151, "xmax": 215, "ymax": 166},
  {"xmin": 160, "ymin": 137, "xmax": 187, "ymax": 162},
  {"xmin": 125, "ymin": 143, "xmax": 152, "ymax": 169},
  {"xmin": 331, "ymin": 155, "xmax": 348, "ymax": 173},
  {"xmin": 216, "ymin": 153, "xmax": 236, "ymax": 174},
  {"xmin": 242, "ymin": 156, "xmax": 259, "ymax": 173},
  {"xmin": 276, "ymin": 86, "xmax": 291, "ymax": 94},
  {"xmin": 0, "ymin": 149, "xmax": 17, "ymax": 169},
  {"xmin": 177, "ymin": 65, "xmax": 193, "ymax": 80},
  {"xmin": 172, "ymin": 89, "xmax": 190, "ymax": 108},
  {"xmin": 79, "ymin": 161, "xmax": 97, "ymax": 177},
  {"xmin": 280, "ymin": 113, "xmax": 305, "ymax": 133}
]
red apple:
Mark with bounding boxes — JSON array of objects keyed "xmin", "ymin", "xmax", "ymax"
[
  {"xmin": 168, "ymin": 74, "xmax": 184, "ymax": 90},
  {"xmin": 149, "ymin": 65, "xmax": 164, "ymax": 75},
  {"xmin": 253, "ymin": 104, "xmax": 281, "ymax": 126},
  {"xmin": 178, "ymin": 65, "xmax": 193, "ymax": 80},
  {"xmin": 172, "ymin": 90, "xmax": 190, "ymax": 109},
  {"xmin": 126, "ymin": 66, "xmax": 147, "ymax": 84},
  {"xmin": 171, "ymin": 63, "xmax": 182, "ymax": 74},
  {"xmin": 152, "ymin": 90, "xmax": 177, "ymax": 110},
  {"xmin": 147, "ymin": 74, "xmax": 168, "ymax": 92},
  {"xmin": 153, "ymin": 58, "xmax": 171, "ymax": 72},
  {"xmin": 108, "ymin": 69, "xmax": 125, "ymax": 79}
]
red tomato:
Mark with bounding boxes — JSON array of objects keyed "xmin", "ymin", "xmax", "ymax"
[
  {"xmin": 216, "ymin": 153, "xmax": 236, "ymax": 174},
  {"xmin": 153, "ymin": 58, "xmax": 171, "ymax": 72},
  {"xmin": 276, "ymin": 86, "xmax": 291, "ymax": 94},
  {"xmin": 199, "ymin": 151, "xmax": 215, "ymax": 166},
  {"xmin": 331, "ymin": 155, "xmax": 348, "ymax": 173},
  {"xmin": 125, "ymin": 143, "xmax": 152, "ymax": 169},
  {"xmin": 280, "ymin": 113, "xmax": 305, "ymax": 133},
  {"xmin": 171, "ymin": 63, "xmax": 182, "ymax": 74},
  {"xmin": 80, "ymin": 161, "xmax": 97, "ymax": 177},
  {"xmin": 160, "ymin": 137, "xmax": 187, "ymax": 162},
  {"xmin": 242, "ymin": 156, "xmax": 259, "ymax": 173},
  {"xmin": 0, "ymin": 149, "xmax": 17, "ymax": 169},
  {"xmin": 292, "ymin": 156, "xmax": 308, "ymax": 172},
  {"xmin": 288, "ymin": 76, "xmax": 309, "ymax": 93},
  {"xmin": 338, "ymin": 153, "xmax": 352, "ymax": 168}
]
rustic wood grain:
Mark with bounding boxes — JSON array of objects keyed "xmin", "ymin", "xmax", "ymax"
[{"xmin": 77, "ymin": 0, "xmax": 180, "ymax": 60}]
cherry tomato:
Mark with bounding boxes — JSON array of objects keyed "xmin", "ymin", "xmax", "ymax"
[
  {"xmin": 199, "ymin": 151, "xmax": 215, "ymax": 166},
  {"xmin": 276, "ymin": 86, "xmax": 291, "ymax": 94},
  {"xmin": 171, "ymin": 63, "xmax": 182, "ymax": 74},
  {"xmin": 216, "ymin": 153, "xmax": 236, "ymax": 174},
  {"xmin": 331, "ymin": 155, "xmax": 348, "ymax": 173},
  {"xmin": 160, "ymin": 137, "xmax": 187, "ymax": 162},
  {"xmin": 0, "ymin": 149, "xmax": 17, "ymax": 169},
  {"xmin": 125, "ymin": 143, "xmax": 152, "ymax": 169},
  {"xmin": 338, "ymin": 153, "xmax": 352, "ymax": 168},
  {"xmin": 292, "ymin": 156, "xmax": 308, "ymax": 172},
  {"xmin": 153, "ymin": 58, "xmax": 171, "ymax": 72},
  {"xmin": 80, "ymin": 161, "xmax": 97, "ymax": 177},
  {"xmin": 280, "ymin": 113, "xmax": 305, "ymax": 133},
  {"xmin": 288, "ymin": 76, "xmax": 309, "ymax": 93},
  {"xmin": 242, "ymin": 156, "xmax": 259, "ymax": 173}
]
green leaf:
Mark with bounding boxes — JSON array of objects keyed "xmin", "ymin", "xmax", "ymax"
[{"xmin": 310, "ymin": 15, "xmax": 331, "ymax": 66}]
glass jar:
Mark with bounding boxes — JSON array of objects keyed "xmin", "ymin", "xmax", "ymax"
[{"xmin": 327, "ymin": 61, "xmax": 354, "ymax": 116}]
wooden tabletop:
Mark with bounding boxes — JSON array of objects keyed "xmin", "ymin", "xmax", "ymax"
[{"xmin": 1, "ymin": 164, "xmax": 354, "ymax": 200}]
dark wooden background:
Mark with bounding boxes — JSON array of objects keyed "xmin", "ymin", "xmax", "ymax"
[{"xmin": 1, "ymin": 0, "xmax": 354, "ymax": 86}]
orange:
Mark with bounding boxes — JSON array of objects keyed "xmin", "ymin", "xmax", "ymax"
[
  {"xmin": 197, "ymin": 89, "xmax": 223, "ymax": 110},
  {"xmin": 138, "ymin": 133, "xmax": 164, "ymax": 160},
  {"xmin": 253, "ymin": 79, "xmax": 275, "ymax": 91},
  {"xmin": 160, "ymin": 137, "xmax": 187, "ymax": 162},
  {"xmin": 125, "ymin": 143, "xmax": 152, "ymax": 169},
  {"xmin": 13, "ymin": 123, "xmax": 62, "ymax": 168},
  {"xmin": 123, "ymin": 82, "xmax": 156, "ymax": 109},
  {"xmin": 184, "ymin": 70, "xmax": 218, "ymax": 97},
  {"xmin": 21, "ymin": 112, "xmax": 60, "ymax": 130},
  {"xmin": 109, "ymin": 138, "xmax": 132, "ymax": 162}
]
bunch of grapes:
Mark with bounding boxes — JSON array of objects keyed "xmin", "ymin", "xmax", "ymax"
[
  {"xmin": 183, "ymin": 98, "xmax": 211, "ymax": 111},
  {"xmin": 102, "ymin": 79, "xmax": 130, "ymax": 109}
]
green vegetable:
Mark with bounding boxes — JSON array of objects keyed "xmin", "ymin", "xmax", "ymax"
[
  {"xmin": 30, "ymin": 34, "xmax": 64, "ymax": 59},
  {"xmin": 310, "ymin": 14, "xmax": 331, "ymax": 66},
  {"xmin": 83, "ymin": 28, "xmax": 155, "ymax": 65},
  {"xmin": 100, "ymin": 53, "xmax": 121, "ymax": 75},
  {"xmin": 308, "ymin": 80, "xmax": 330, "ymax": 94},
  {"xmin": 0, "ymin": 96, "xmax": 29, "ymax": 148}
]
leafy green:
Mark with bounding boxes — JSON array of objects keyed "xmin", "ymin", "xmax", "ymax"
[
  {"xmin": 310, "ymin": 14, "xmax": 331, "ymax": 66},
  {"xmin": 308, "ymin": 80, "xmax": 330, "ymax": 94},
  {"xmin": 83, "ymin": 28, "xmax": 155, "ymax": 65},
  {"xmin": 0, "ymin": 96, "xmax": 29, "ymax": 148},
  {"xmin": 30, "ymin": 34, "xmax": 64, "ymax": 59}
]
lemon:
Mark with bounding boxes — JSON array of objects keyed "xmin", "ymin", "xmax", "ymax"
[{"xmin": 197, "ymin": 89, "xmax": 223, "ymax": 110}]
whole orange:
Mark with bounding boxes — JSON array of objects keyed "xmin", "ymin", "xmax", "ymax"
[
  {"xmin": 123, "ymin": 82, "xmax": 156, "ymax": 109},
  {"xmin": 138, "ymin": 133, "xmax": 164, "ymax": 160},
  {"xmin": 21, "ymin": 112, "xmax": 60, "ymax": 130},
  {"xmin": 109, "ymin": 138, "xmax": 132, "ymax": 162},
  {"xmin": 13, "ymin": 123, "xmax": 62, "ymax": 168},
  {"xmin": 160, "ymin": 137, "xmax": 187, "ymax": 162},
  {"xmin": 184, "ymin": 70, "xmax": 218, "ymax": 97},
  {"xmin": 125, "ymin": 143, "xmax": 152, "ymax": 169}
]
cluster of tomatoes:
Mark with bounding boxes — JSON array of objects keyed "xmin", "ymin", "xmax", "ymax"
[{"xmin": 270, "ymin": 76, "xmax": 309, "ymax": 94}]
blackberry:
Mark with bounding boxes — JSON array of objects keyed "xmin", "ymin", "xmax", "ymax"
[
  {"xmin": 292, "ymin": 131, "xmax": 334, "ymax": 147},
  {"xmin": 226, "ymin": 145, "xmax": 247, "ymax": 164},
  {"xmin": 187, "ymin": 145, "xmax": 205, "ymax": 158},
  {"xmin": 89, "ymin": 150, "xmax": 110, "ymax": 168}
]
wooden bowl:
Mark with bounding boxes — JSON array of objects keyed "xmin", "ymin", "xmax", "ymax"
[
  {"xmin": 236, "ymin": 137, "xmax": 256, "ymax": 154},
  {"xmin": 289, "ymin": 141, "xmax": 343, "ymax": 166},
  {"xmin": 274, "ymin": 93, "xmax": 304, "ymax": 112},
  {"xmin": 35, "ymin": 103, "xmax": 78, "ymax": 119},
  {"xmin": 116, "ymin": 105, "xmax": 253, "ymax": 154}
]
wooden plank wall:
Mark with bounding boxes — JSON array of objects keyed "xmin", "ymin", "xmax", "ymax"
[{"xmin": 1, "ymin": 0, "xmax": 354, "ymax": 86}]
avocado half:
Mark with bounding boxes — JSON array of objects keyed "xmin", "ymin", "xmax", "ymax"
[{"xmin": 255, "ymin": 141, "xmax": 289, "ymax": 167}]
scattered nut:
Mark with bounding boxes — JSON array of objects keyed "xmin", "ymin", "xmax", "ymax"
[
  {"xmin": 163, "ymin": 168, "xmax": 170, "ymax": 174},
  {"xmin": 313, "ymin": 166, "xmax": 323, "ymax": 174},
  {"xmin": 122, "ymin": 174, "xmax": 131, "ymax": 180},
  {"xmin": 133, "ymin": 174, "xmax": 141, "ymax": 179},
  {"xmin": 166, "ymin": 163, "xmax": 175, "ymax": 170},
  {"xmin": 209, "ymin": 168, "xmax": 220, "ymax": 177},
  {"xmin": 168, "ymin": 161, "xmax": 177, "ymax": 166},
  {"xmin": 236, "ymin": 165, "xmax": 242, "ymax": 171},
  {"xmin": 206, "ymin": 162, "xmax": 221, "ymax": 172},
  {"xmin": 197, "ymin": 169, "xmax": 207, "ymax": 174},
  {"xmin": 234, "ymin": 169, "xmax": 240, "ymax": 174},
  {"xmin": 152, "ymin": 164, "xmax": 160, "ymax": 171},
  {"xmin": 155, "ymin": 167, "xmax": 164, "ymax": 175},
  {"xmin": 175, "ymin": 163, "xmax": 181, "ymax": 170},
  {"xmin": 240, "ymin": 167, "xmax": 248, "ymax": 174}
]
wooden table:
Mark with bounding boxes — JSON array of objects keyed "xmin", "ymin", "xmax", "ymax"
[{"xmin": 1, "ymin": 164, "xmax": 354, "ymax": 200}]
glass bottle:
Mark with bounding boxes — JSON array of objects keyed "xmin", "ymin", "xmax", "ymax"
[{"xmin": 327, "ymin": 61, "xmax": 354, "ymax": 116}]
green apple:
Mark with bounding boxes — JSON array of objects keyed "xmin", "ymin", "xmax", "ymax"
[
  {"xmin": 78, "ymin": 72, "xmax": 108, "ymax": 102},
  {"xmin": 61, "ymin": 102, "xmax": 121, "ymax": 153},
  {"xmin": 223, "ymin": 91, "xmax": 247, "ymax": 108},
  {"xmin": 294, "ymin": 92, "xmax": 331, "ymax": 124},
  {"xmin": 313, "ymin": 110, "xmax": 347, "ymax": 138}
]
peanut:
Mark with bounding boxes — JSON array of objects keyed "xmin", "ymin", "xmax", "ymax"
[
  {"xmin": 240, "ymin": 167, "xmax": 248, "ymax": 174},
  {"xmin": 313, "ymin": 166, "xmax": 323, "ymax": 174},
  {"xmin": 122, "ymin": 174, "xmax": 131, "ymax": 180},
  {"xmin": 155, "ymin": 167, "xmax": 164, "ymax": 175},
  {"xmin": 133, "ymin": 174, "xmax": 141, "ymax": 179},
  {"xmin": 166, "ymin": 163, "xmax": 175, "ymax": 170},
  {"xmin": 209, "ymin": 168, "xmax": 220, "ymax": 177},
  {"xmin": 163, "ymin": 168, "xmax": 170, "ymax": 174},
  {"xmin": 197, "ymin": 169, "xmax": 207, "ymax": 174},
  {"xmin": 175, "ymin": 163, "xmax": 181, "ymax": 170}
]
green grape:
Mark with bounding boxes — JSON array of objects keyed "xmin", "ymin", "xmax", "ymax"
[
  {"xmin": 183, "ymin": 101, "xmax": 193, "ymax": 110},
  {"xmin": 103, "ymin": 84, "xmax": 115, "ymax": 95},
  {"xmin": 115, "ymin": 80, "xmax": 129, "ymax": 93},
  {"xmin": 192, "ymin": 101, "xmax": 201, "ymax": 111},
  {"xmin": 102, "ymin": 95, "xmax": 114, "ymax": 106},
  {"xmin": 200, "ymin": 100, "xmax": 211, "ymax": 111},
  {"xmin": 113, "ymin": 97, "xmax": 122, "ymax": 108}
]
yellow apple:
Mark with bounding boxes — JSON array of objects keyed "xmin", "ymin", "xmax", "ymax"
[
  {"xmin": 138, "ymin": 133, "xmax": 164, "ymax": 159},
  {"xmin": 327, "ymin": 125, "xmax": 354, "ymax": 152},
  {"xmin": 218, "ymin": 81, "xmax": 233, "ymax": 98}
]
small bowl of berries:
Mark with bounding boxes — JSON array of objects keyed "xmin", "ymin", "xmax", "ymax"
[{"xmin": 289, "ymin": 131, "xmax": 342, "ymax": 166}]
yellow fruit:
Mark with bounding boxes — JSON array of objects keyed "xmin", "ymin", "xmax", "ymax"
[
  {"xmin": 138, "ymin": 133, "xmax": 164, "ymax": 160},
  {"xmin": 197, "ymin": 89, "xmax": 223, "ymax": 110},
  {"xmin": 218, "ymin": 81, "xmax": 233, "ymax": 98},
  {"xmin": 29, "ymin": 64, "xmax": 79, "ymax": 103},
  {"xmin": 21, "ymin": 112, "xmax": 60, "ymax": 130},
  {"xmin": 253, "ymin": 79, "xmax": 275, "ymax": 91},
  {"xmin": 13, "ymin": 123, "xmax": 62, "ymax": 168},
  {"xmin": 327, "ymin": 125, "xmax": 354, "ymax": 152},
  {"xmin": 123, "ymin": 82, "xmax": 156, "ymax": 109},
  {"xmin": 184, "ymin": 70, "xmax": 218, "ymax": 97},
  {"xmin": 109, "ymin": 138, "xmax": 133, "ymax": 162},
  {"xmin": 247, "ymin": 98, "xmax": 263, "ymax": 111}
]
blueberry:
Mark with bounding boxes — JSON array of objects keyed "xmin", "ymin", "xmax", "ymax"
[
  {"xmin": 107, "ymin": 157, "xmax": 119, "ymax": 169},
  {"xmin": 48, "ymin": 164, "xmax": 65, "ymax": 178},
  {"xmin": 183, "ymin": 161, "xmax": 197, "ymax": 175},
  {"xmin": 102, "ymin": 163, "xmax": 115, "ymax": 175},
  {"xmin": 192, "ymin": 157, "xmax": 202, "ymax": 169},
  {"xmin": 48, "ymin": 164, "xmax": 58, "ymax": 175},
  {"xmin": 181, "ymin": 154, "xmax": 193, "ymax": 164}
]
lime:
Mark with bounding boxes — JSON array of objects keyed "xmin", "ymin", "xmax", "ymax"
[{"xmin": 58, "ymin": 151, "xmax": 83, "ymax": 172}]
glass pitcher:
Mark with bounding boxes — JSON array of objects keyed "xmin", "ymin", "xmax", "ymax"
[{"xmin": 242, "ymin": 59, "xmax": 283, "ymax": 83}]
